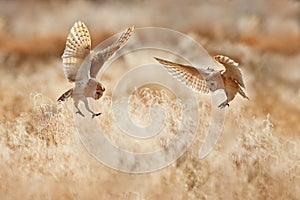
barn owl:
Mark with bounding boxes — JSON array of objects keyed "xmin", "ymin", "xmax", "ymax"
[
  {"xmin": 57, "ymin": 21, "xmax": 134, "ymax": 118},
  {"xmin": 154, "ymin": 55, "xmax": 249, "ymax": 108}
]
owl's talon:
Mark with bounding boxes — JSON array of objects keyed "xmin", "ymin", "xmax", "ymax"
[
  {"xmin": 76, "ymin": 111, "xmax": 85, "ymax": 117},
  {"xmin": 218, "ymin": 101, "xmax": 229, "ymax": 109},
  {"xmin": 92, "ymin": 113, "xmax": 102, "ymax": 118}
]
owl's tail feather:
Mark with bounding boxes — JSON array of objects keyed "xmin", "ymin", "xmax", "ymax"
[
  {"xmin": 238, "ymin": 87, "xmax": 249, "ymax": 100},
  {"xmin": 57, "ymin": 88, "xmax": 73, "ymax": 102}
]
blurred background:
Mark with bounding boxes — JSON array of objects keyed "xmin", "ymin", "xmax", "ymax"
[{"xmin": 0, "ymin": 0, "xmax": 299, "ymax": 199}]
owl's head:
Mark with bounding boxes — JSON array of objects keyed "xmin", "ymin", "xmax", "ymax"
[
  {"xmin": 94, "ymin": 82, "xmax": 105, "ymax": 100},
  {"xmin": 205, "ymin": 72, "xmax": 224, "ymax": 92},
  {"xmin": 86, "ymin": 79, "xmax": 105, "ymax": 100}
]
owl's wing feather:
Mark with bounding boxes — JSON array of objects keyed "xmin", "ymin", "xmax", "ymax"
[
  {"xmin": 214, "ymin": 55, "xmax": 245, "ymax": 88},
  {"xmin": 62, "ymin": 21, "xmax": 91, "ymax": 82},
  {"xmin": 154, "ymin": 57, "xmax": 210, "ymax": 93},
  {"xmin": 90, "ymin": 26, "xmax": 134, "ymax": 78}
]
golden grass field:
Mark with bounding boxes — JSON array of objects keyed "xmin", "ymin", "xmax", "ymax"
[{"xmin": 0, "ymin": 0, "xmax": 299, "ymax": 199}]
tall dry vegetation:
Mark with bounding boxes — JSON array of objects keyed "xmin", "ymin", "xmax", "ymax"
[{"xmin": 0, "ymin": 0, "xmax": 299, "ymax": 199}]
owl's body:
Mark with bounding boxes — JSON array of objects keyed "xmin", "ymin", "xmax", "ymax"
[
  {"xmin": 58, "ymin": 21, "xmax": 134, "ymax": 118},
  {"xmin": 215, "ymin": 55, "xmax": 249, "ymax": 107},
  {"xmin": 154, "ymin": 55, "xmax": 248, "ymax": 108}
]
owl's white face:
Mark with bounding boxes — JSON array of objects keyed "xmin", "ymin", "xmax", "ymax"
[
  {"xmin": 206, "ymin": 80, "xmax": 218, "ymax": 91},
  {"xmin": 205, "ymin": 72, "xmax": 224, "ymax": 92},
  {"xmin": 83, "ymin": 79, "xmax": 105, "ymax": 100}
]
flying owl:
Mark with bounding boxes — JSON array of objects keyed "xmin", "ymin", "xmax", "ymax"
[
  {"xmin": 58, "ymin": 21, "xmax": 134, "ymax": 118},
  {"xmin": 154, "ymin": 55, "xmax": 249, "ymax": 108}
]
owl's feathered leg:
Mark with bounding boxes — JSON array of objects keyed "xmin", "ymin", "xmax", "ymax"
[
  {"xmin": 218, "ymin": 89, "xmax": 235, "ymax": 109},
  {"xmin": 82, "ymin": 98, "xmax": 101, "ymax": 118},
  {"xmin": 74, "ymin": 100, "xmax": 85, "ymax": 117}
]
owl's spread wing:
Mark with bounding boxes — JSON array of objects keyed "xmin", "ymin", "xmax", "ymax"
[
  {"xmin": 90, "ymin": 25, "xmax": 135, "ymax": 78},
  {"xmin": 214, "ymin": 55, "xmax": 245, "ymax": 88},
  {"xmin": 62, "ymin": 21, "xmax": 91, "ymax": 82},
  {"xmin": 154, "ymin": 57, "xmax": 210, "ymax": 93}
]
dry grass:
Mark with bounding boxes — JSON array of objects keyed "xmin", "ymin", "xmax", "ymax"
[{"xmin": 0, "ymin": 0, "xmax": 299, "ymax": 199}]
